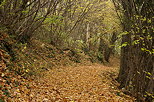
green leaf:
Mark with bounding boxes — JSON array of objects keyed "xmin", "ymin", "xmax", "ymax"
[
  {"xmin": 141, "ymin": 48, "xmax": 145, "ymax": 51},
  {"xmin": 121, "ymin": 42, "xmax": 128, "ymax": 48},
  {"xmin": 118, "ymin": 31, "xmax": 129, "ymax": 38},
  {"xmin": 22, "ymin": 10, "xmax": 29, "ymax": 14},
  {"xmin": 132, "ymin": 40, "xmax": 140, "ymax": 45},
  {"xmin": 147, "ymin": 19, "xmax": 152, "ymax": 23},
  {"xmin": 0, "ymin": 99, "xmax": 5, "ymax": 102}
]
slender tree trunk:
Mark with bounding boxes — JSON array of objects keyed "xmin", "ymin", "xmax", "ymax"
[{"xmin": 86, "ymin": 23, "xmax": 90, "ymax": 50}]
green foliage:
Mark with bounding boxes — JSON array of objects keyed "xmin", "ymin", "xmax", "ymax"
[
  {"xmin": 0, "ymin": 0, "xmax": 7, "ymax": 7},
  {"xmin": 75, "ymin": 40, "xmax": 84, "ymax": 49},
  {"xmin": 113, "ymin": 0, "xmax": 154, "ymax": 101},
  {"xmin": 0, "ymin": 26, "xmax": 8, "ymax": 32},
  {"xmin": 132, "ymin": 40, "xmax": 140, "ymax": 45},
  {"xmin": 141, "ymin": 48, "xmax": 154, "ymax": 54},
  {"xmin": 97, "ymin": 51, "xmax": 103, "ymax": 62},
  {"xmin": 0, "ymin": 99, "xmax": 5, "ymax": 102},
  {"xmin": 119, "ymin": 42, "xmax": 128, "ymax": 48},
  {"xmin": 89, "ymin": 35, "xmax": 99, "ymax": 45},
  {"xmin": 22, "ymin": 10, "xmax": 29, "ymax": 14},
  {"xmin": 2, "ymin": 89, "xmax": 10, "ymax": 97},
  {"xmin": 145, "ymin": 92, "xmax": 154, "ymax": 99},
  {"xmin": 44, "ymin": 16, "xmax": 63, "ymax": 25},
  {"xmin": 118, "ymin": 31, "xmax": 129, "ymax": 38}
]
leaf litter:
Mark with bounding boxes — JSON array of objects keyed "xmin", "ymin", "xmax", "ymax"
[{"xmin": 8, "ymin": 64, "xmax": 134, "ymax": 102}]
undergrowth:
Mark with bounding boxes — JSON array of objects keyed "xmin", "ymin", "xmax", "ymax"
[{"xmin": 0, "ymin": 31, "xmax": 92, "ymax": 101}]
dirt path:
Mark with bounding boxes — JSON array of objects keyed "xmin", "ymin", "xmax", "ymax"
[{"xmin": 21, "ymin": 64, "xmax": 133, "ymax": 102}]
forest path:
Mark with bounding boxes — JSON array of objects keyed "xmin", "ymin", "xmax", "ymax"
[{"xmin": 27, "ymin": 63, "xmax": 134, "ymax": 102}]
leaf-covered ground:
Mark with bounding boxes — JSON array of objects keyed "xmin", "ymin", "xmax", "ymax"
[{"xmin": 10, "ymin": 63, "xmax": 134, "ymax": 102}]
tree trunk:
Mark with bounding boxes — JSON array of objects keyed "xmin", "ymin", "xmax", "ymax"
[{"xmin": 113, "ymin": 0, "xmax": 154, "ymax": 101}]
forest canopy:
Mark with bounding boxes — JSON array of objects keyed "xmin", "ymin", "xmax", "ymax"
[{"xmin": 0, "ymin": 0, "xmax": 153, "ymax": 102}]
